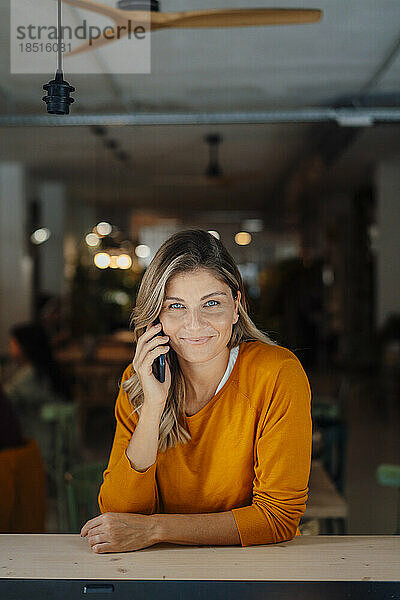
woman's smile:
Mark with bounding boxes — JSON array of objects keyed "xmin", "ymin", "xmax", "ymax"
[{"xmin": 181, "ymin": 336, "xmax": 213, "ymax": 344}]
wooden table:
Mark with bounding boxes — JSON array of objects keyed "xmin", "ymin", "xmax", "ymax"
[{"xmin": 1, "ymin": 535, "xmax": 399, "ymax": 599}]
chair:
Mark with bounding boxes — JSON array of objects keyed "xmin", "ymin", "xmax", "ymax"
[
  {"xmin": 0, "ymin": 438, "xmax": 46, "ymax": 532},
  {"xmin": 68, "ymin": 363, "xmax": 122, "ymax": 452},
  {"xmin": 65, "ymin": 462, "xmax": 107, "ymax": 532},
  {"xmin": 312, "ymin": 400, "xmax": 347, "ymax": 494},
  {"xmin": 376, "ymin": 464, "xmax": 400, "ymax": 534},
  {"xmin": 310, "ymin": 370, "xmax": 350, "ymax": 495},
  {"xmin": 40, "ymin": 402, "xmax": 78, "ymax": 532}
]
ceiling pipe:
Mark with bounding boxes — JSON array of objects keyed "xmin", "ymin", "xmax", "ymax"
[{"xmin": 0, "ymin": 108, "xmax": 400, "ymax": 127}]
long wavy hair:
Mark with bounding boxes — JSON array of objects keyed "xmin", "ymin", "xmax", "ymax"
[{"xmin": 123, "ymin": 229, "xmax": 276, "ymax": 451}]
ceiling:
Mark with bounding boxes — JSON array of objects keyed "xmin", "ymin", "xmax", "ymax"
[{"xmin": 1, "ymin": 0, "xmax": 400, "ymax": 226}]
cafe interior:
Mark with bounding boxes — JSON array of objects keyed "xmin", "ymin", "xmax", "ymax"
[{"xmin": 0, "ymin": 0, "xmax": 399, "ymax": 540}]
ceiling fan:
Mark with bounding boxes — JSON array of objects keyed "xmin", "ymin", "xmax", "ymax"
[
  {"xmin": 136, "ymin": 133, "xmax": 267, "ymax": 188},
  {"xmin": 59, "ymin": 1, "xmax": 322, "ymax": 56}
]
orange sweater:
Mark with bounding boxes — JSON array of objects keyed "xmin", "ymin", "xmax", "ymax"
[{"xmin": 98, "ymin": 341, "xmax": 312, "ymax": 546}]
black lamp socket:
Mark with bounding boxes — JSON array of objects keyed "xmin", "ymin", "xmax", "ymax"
[{"xmin": 43, "ymin": 71, "xmax": 75, "ymax": 115}]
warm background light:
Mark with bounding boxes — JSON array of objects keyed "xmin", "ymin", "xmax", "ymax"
[
  {"xmin": 96, "ymin": 221, "xmax": 112, "ymax": 236},
  {"xmin": 235, "ymin": 231, "xmax": 252, "ymax": 245},
  {"xmin": 117, "ymin": 254, "xmax": 132, "ymax": 269},
  {"xmin": 85, "ymin": 233, "xmax": 100, "ymax": 247},
  {"xmin": 31, "ymin": 228, "xmax": 51, "ymax": 245},
  {"xmin": 135, "ymin": 244, "xmax": 151, "ymax": 258},
  {"xmin": 94, "ymin": 252, "xmax": 111, "ymax": 269},
  {"xmin": 109, "ymin": 255, "xmax": 119, "ymax": 269}
]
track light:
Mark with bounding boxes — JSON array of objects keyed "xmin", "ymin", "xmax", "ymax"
[
  {"xmin": 116, "ymin": 150, "xmax": 130, "ymax": 162},
  {"xmin": 205, "ymin": 133, "xmax": 223, "ymax": 178},
  {"xmin": 104, "ymin": 139, "xmax": 118, "ymax": 150},
  {"xmin": 92, "ymin": 126, "xmax": 107, "ymax": 136},
  {"xmin": 42, "ymin": 0, "xmax": 75, "ymax": 114}
]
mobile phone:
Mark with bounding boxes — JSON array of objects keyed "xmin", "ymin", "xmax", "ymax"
[{"xmin": 152, "ymin": 317, "xmax": 166, "ymax": 383}]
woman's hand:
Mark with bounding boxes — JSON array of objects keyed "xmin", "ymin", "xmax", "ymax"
[
  {"xmin": 132, "ymin": 322, "xmax": 171, "ymax": 411},
  {"xmin": 80, "ymin": 512, "xmax": 159, "ymax": 553}
]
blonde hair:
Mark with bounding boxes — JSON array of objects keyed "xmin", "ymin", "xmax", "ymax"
[{"xmin": 123, "ymin": 229, "xmax": 276, "ymax": 452}]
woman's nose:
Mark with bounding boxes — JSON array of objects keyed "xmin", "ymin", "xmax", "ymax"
[{"xmin": 183, "ymin": 308, "xmax": 206, "ymax": 329}]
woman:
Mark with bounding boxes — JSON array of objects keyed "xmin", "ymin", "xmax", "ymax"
[{"xmin": 81, "ymin": 229, "xmax": 312, "ymax": 552}]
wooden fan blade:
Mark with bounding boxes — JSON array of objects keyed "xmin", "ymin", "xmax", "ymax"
[
  {"xmin": 150, "ymin": 8, "xmax": 322, "ymax": 31},
  {"xmin": 60, "ymin": 2, "xmax": 149, "ymax": 55},
  {"xmin": 61, "ymin": 0, "xmax": 123, "ymax": 21},
  {"xmin": 64, "ymin": 28, "xmax": 128, "ymax": 57}
]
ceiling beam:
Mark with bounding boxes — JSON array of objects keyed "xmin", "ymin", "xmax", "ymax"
[{"xmin": 1, "ymin": 108, "xmax": 400, "ymax": 127}]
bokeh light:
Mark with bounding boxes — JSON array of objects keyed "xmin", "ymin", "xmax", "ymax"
[
  {"xmin": 235, "ymin": 231, "xmax": 252, "ymax": 246},
  {"xmin": 135, "ymin": 244, "xmax": 151, "ymax": 258},
  {"xmin": 96, "ymin": 222, "xmax": 112, "ymax": 236},
  {"xmin": 94, "ymin": 252, "xmax": 111, "ymax": 269},
  {"xmin": 85, "ymin": 233, "xmax": 100, "ymax": 247},
  {"xmin": 117, "ymin": 254, "xmax": 132, "ymax": 269},
  {"xmin": 30, "ymin": 228, "xmax": 51, "ymax": 245}
]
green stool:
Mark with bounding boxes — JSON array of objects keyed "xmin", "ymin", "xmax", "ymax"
[
  {"xmin": 40, "ymin": 402, "xmax": 77, "ymax": 532},
  {"xmin": 376, "ymin": 464, "xmax": 400, "ymax": 534},
  {"xmin": 65, "ymin": 462, "xmax": 107, "ymax": 533}
]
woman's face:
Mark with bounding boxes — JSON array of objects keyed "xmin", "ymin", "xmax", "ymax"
[{"xmin": 159, "ymin": 268, "xmax": 241, "ymax": 364}]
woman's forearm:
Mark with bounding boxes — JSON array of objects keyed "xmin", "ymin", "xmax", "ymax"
[
  {"xmin": 150, "ymin": 510, "xmax": 241, "ymax": 546},
  {"xmin": 125, "ymin": 402, "xmax": 163, "ymax": 472}
]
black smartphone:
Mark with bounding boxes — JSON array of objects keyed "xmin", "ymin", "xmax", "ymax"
[{"xmin": 152, "ymin": 317, "xmax": 166, "ymax": 383}]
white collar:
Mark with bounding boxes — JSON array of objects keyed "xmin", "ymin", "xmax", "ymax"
[{"xmin": 214, "ymin": 345, "xmax": 239, "ymax": 396}]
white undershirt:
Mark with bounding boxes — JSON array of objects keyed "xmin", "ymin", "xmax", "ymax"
[{"xmin": 214, "ymin": 345, "xmax": 240, "ymax": 396}]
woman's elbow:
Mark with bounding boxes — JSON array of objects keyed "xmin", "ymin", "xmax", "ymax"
[
  {"xmin": 274, "ymin": 520, "xmax": 299, "ymax": 543},
  {"xmin": 273, "ymin": 507, "xmax": 305, "ymax": 543}
]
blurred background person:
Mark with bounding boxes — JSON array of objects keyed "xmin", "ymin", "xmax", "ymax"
[{"xmin": 3, "ymin": 322, "xmax": 71, "ymax": 470}]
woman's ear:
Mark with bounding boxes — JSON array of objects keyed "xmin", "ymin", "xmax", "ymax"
[{"xmin": 233, "ymin": 290, "xmax": 241, "ymax": 323}]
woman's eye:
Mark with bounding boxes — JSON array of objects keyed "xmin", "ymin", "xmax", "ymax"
[
  {"xmin": 167, "ymin": 300, "xmax": 220, "ymax": 309},
  {"xmin": 205, "ymin": 300, "xmax": 220, "ymax": 307}
]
